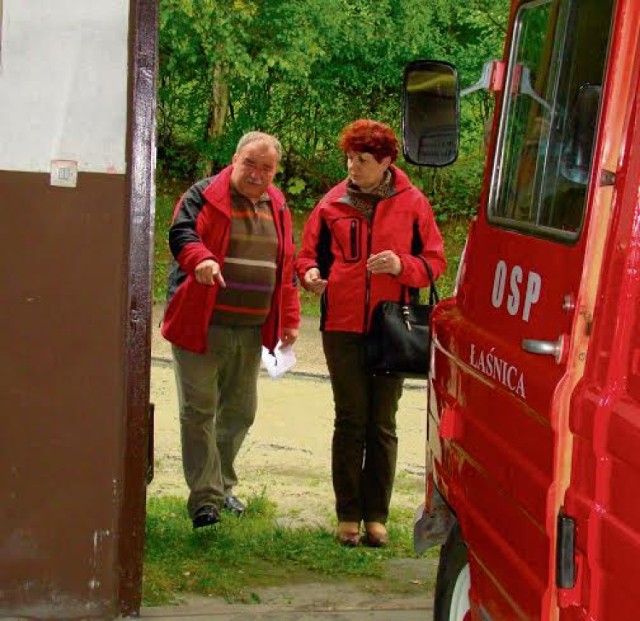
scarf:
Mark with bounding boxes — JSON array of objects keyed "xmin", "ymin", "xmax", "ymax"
[{"xmin": 345, "ymin": 169, "xmax": 394, "ymax": 221}]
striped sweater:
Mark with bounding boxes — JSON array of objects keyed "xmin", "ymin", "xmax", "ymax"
[{"xmin": 210, "ymin": 189, "xmax": 278, "ymax": 325}]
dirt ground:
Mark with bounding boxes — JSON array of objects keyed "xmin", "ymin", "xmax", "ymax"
[
  {"xmin": 149, "ymin": 304, "xmax": 429, "ymax": 528},
  {"xmin": 145, "ymin": 306, "xmax": 438, "ymax": 619}
]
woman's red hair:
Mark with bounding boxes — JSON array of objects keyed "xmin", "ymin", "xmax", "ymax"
[{"xmin": 339, "ymin": 119, "xmax": 399, "ymax": 163}]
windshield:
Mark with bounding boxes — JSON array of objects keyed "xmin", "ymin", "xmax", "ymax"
[{"xmin": 489, "ymin": 0, "xmax": 614, "ymax": 240}]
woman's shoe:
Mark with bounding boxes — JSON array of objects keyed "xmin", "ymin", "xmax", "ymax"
[
  {"xmin": 364, "ymin": 522, "xmax": 389, "ymax": 547},
  {"xmin": 336, "ymin": 521, "xmax": 361, "ymax": 547}
]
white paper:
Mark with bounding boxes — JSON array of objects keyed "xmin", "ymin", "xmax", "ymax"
[{"xmin": 261, "ymin": 342, "xmax": 296, "ymax": 379}]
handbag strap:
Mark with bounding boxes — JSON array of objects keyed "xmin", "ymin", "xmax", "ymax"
[
  {"xmin": 422, "ymin": 258, "xmax": 440, "ymax": 304},
  {"xmin": 401, "ymin": 257, "xmax": 439, "ymax": 305}
]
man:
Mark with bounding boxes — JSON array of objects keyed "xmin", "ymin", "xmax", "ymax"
[{"xmin": 162, "ymin": 132, "xmax": 300, "ymax": 529}]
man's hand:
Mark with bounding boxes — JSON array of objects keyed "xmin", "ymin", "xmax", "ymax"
[
  {"xmin": 366, "ymin": 251, "xmax": 402, "ymax": 276},
  {"xmin": 194, "ymin": 259, "xmax": 226, "ymax": 287},
  {"xmin": 280, "ymin": 328, "xmax": 299, "ymax": 348},
  {"xmin": 303, "ymin": 268, "xmax": 328, "ymax": 295}
]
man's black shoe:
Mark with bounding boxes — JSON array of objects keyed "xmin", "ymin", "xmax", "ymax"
[
  {"xmin": 223, "ymin": 494, "xmax": 246, "ymax": 516},
  {"xmin": 192, "ymin": 505, "xmax": 220, "ymax": 529}
]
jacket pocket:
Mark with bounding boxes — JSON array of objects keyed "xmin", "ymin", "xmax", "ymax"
[{"xmin": 331, "ymin": 217, "xmax": 361, "ymax": 263}]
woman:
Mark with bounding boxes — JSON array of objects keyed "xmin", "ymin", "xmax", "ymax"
[{"xmin": 296, "ymin": 119, "xmax": 446, "ymax": 546}]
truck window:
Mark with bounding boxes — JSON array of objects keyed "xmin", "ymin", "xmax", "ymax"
[{"xmin": 489, "ymin": 0, "xmax": 613, "ymax": 241}]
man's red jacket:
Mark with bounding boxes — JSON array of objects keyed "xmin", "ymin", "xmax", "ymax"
[{"xmin": 162, "ymin": 166, "xmax": 300, "ymax": 353}]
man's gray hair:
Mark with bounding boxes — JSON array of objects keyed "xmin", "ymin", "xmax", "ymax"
[{"xmin": 235, "ymin": 131, "xmax": 282, "ymax": 160}]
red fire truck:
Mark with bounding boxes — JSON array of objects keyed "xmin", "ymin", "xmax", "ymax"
[{"xmin": 403, "ymin": 1, "xmax": 640, "ymax": 620}]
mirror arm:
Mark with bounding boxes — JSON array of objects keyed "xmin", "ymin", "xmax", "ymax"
[{"xmin": 460, "ymin": 60, "xmax": 504, "ymax": 97}]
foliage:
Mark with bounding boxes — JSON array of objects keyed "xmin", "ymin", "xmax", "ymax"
[
  {"xmin": 157, "ymin": 0, "xmax": 510, "ymax": 217},
  {"xmin": 153, "ymin": 191, "xmax": 174, "ymax": 301},
  {"xmin": 143, "ymin": 493, "xmax": 429, "ymax": 605},
  {"xmin": 432, "ymin": 218, "xmax": 471, "ymax": 301},
  {"xmin": 409, "ymin": 155, "xmax": 486, "ymax": 222}
]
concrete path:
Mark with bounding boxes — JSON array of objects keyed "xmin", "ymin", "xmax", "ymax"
[
  {"xmin": 139, "ymin": 557, "xmax": 437, "ymax": 620},
  {"xmin": 141, "ymin": 607, "xmax": 432, "ymax": 620}
]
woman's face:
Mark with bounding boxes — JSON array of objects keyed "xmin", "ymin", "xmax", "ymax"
[{"xmin": 346, "ymin": 151, "xmax": 391, "ymax": 192}]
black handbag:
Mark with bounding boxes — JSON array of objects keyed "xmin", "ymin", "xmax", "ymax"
[{"xmin": 366, "ymin": 261, "xmax": 439, "ymax": 379}]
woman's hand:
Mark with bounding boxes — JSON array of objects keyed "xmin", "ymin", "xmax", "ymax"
[
  {"xmin": 366, "ymin": 251, "xmax": 402, "ymax": 276},
  {"xmin": 303, "ymin": 268, "xmax": 328, "ymax": 295}
]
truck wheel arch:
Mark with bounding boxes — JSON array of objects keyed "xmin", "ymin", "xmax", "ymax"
[{"xmin": 434, "ymin": 521, "xmax": 471, "ymax": 621}]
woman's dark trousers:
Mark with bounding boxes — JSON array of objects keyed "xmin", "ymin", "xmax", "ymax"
[{"xmin": 322, "ymin": 331, "xmax": 404, "ymax": 524}]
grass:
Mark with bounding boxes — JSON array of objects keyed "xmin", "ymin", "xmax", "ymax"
[
  {"xmin": 153, "ymin": 185, "xmax": 471, "ymax": 311},
  {"xmin": 153, "ymin": 191, "xmax": 175, "ymax": 302},
  {"xmin": 142, "ymin": 493, "xmax": 437, "ymax": 606}
]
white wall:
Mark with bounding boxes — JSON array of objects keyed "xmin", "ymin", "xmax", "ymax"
[{"xmin": 0, "ymin": 1, "xmax": 129, "ymax": 174}]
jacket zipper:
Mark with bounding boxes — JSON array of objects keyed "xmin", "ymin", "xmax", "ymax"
[
  {"xmin": 205, "ymin": 217, "xmax": 230, "ymax": 330},
  {"xmin": 350, "ymin": 220, "xmax": 358, "ymax": 259},
  {"xmin": 363, "ymin": 205, "xmax": 377, "ymax": 333},
  {"xmin": 270, "ymin": 204, "xmax": 286, "ymax": 353}
]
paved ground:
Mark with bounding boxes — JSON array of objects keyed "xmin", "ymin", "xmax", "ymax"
[
  {"xmin": 141, "ymin": 605, "xmax": 433, "ymax": 620},
  {"xmin": 140, "ymin": 559, "xmax": 436, "ymax": 620},
  {"xmin": 139, "ymin": 557, "xmax": 437, "ymax": 620}
]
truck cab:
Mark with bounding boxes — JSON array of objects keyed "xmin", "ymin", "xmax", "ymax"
[{"xmin": 405, "ymin": 1, "xmax": 640, "ymax": 619}]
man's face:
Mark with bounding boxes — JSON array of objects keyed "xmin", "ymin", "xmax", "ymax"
[{"xmin": 231, "ymin": 141, "xmax": 279, "ymax": 202}]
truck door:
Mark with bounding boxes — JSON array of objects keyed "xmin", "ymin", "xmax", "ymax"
[
  {"xmin": 429, "ymin": 0, "xmax": 614, "ymax": 619},
  {"xmin": 558, "ymin": 2, "xmax": 640, "ymax": 619}
]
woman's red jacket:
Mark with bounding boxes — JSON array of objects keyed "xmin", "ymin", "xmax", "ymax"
[{"xmin": 295, "ymin": 166, "xmax": 446, "ymax": 333}]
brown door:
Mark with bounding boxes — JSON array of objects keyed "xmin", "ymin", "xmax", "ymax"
[{"xmin": 0, "ymin": 1, "xmax": 157, "ymax": 618}]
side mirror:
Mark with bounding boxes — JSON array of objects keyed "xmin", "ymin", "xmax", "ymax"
[
  {"xmin": 560, "ymin": 83, "xmax": 601, "ymax": 185},
  {"xmin": 402, "ymin": 60, "xmax": 459, "ymax": 167}
]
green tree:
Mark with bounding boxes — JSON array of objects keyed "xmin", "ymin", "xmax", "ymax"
[{"xmin": 158, "ymin": 0, "xmax": 511, "ymax": 216}]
